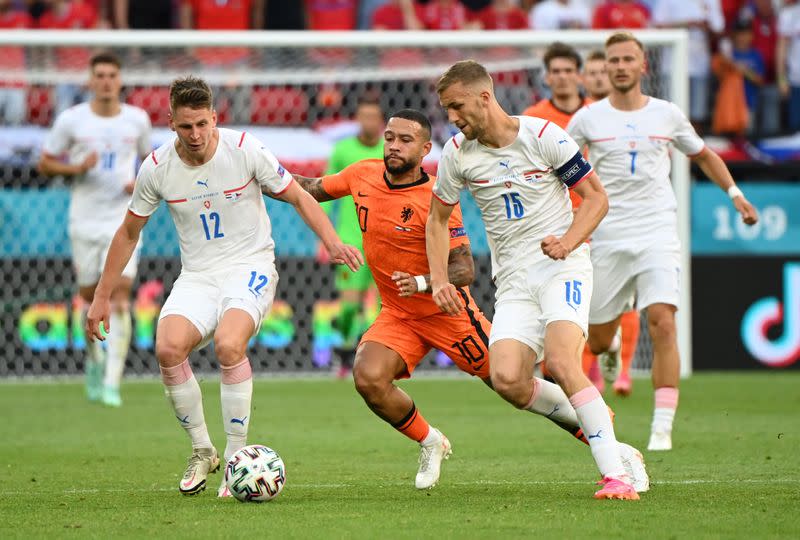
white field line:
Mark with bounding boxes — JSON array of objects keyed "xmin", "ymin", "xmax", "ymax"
[{"xmin": 0, "ymin": 478, "xmax": 795, "ymax": 497}]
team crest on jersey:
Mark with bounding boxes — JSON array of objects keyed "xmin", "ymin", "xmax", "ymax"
[
  {"xmin": 504, "ymin": 181, "xmax": 512, "ymax": 189},
  {"xmin": 629, "ymin": 141, "xmax": 637, "ymax": 149},
  {"xmin": 401, "ymin": 206, "xmax": 414, "ymax": 223},
  {"xmin": 204, "ymin": 200, "xmax": 211, "ymax": 209}
]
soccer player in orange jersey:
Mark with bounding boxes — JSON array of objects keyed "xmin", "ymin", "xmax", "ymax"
[
  {"xmin": 284, "ymin": 109, "xmax": 647, "ymax": 491},
  {"xmin": 523, "ymin": 43, "xmax": 640, "ymax": 396}
]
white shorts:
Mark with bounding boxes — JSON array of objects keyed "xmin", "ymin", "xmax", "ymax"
[
  {"xmin": 71, "ymin": 235, "xmax": 140, "ymax": 288},
  {"xmin": 589, "ymin": 242, "xmax": 681, "ymax": 324},
  {"xmin": 490, "ymin": 243, "xmax": 593, "ymax": 359},
  {"xmin": 159, "ymin": 262, "xmax": 279, "ymax": 351}
]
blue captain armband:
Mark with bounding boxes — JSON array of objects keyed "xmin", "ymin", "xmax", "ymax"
[{"xmin": 556, "ymin": 151, "xmax": 592, "ymax": 188}]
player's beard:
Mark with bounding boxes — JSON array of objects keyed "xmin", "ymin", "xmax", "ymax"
[
  {"xmin": 611, "ymin": 76, "xmax": 638, "ymax": 94},
  {"xmin": 384, "ymin": 154, "xmax": 417, "ymax": 176}
]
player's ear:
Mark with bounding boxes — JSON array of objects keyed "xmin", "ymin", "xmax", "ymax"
[
  {"xmin": 211, "ymin": 109, "xmax": 218, "ymax": 127},
  {"xmin": 421, "ymin": 140, "xmax": 432, "ymax": 158},
  {"xmin": 168, "ymin": 111, "xmax": 175, "ymax": 132}
]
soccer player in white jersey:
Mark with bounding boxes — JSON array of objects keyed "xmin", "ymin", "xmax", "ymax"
[
  {"xmin": 38, "ymin": 52, "xmax": 152, "ymax": 408},
  {"xmin": 428, "ymin": 60, "xmax": 642, "ymax": 500},
  {"xmin": 567, "ymin": 32, "xmax": 759, "ymax": 451},
  {"xmin": 85, "ymin": 77, "xmax": 363, "ymax": 496}
]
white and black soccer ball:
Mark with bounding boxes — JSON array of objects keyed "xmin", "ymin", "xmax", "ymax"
[{"xmin": 224, "ymin": 445, "xmax": 286, "ymax": 502}]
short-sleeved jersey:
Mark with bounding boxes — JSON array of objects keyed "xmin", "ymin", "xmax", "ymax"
[
  {"xmin": 567, "ymin": 97, "xmax": 705, "ymax": 246},
  {"xmin": 321, "ymin": 159, "xmax": 470, "ymax": 319},
  {"xmin": 523, "ymin": 97, "xmax": 593, "ymax": 209},
  {"xmin": 433, "ymin": 116, "xmax": 593, "ymax": 281},
  {"xmin": 42, "ymin": 103, "xmax": 152, "ymax": 240},
  {"xmin": 129, "ymin": 128, "xmax": 292, "ymax": 272}
]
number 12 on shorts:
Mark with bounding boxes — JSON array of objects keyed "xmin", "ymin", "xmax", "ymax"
[
  {"xmin": 248, "ymin": 271, "xmax": 269, "ymax": 296},
  {"xmin": 565, "ymin": 280, "xmax": 582, "ymax": 306}
]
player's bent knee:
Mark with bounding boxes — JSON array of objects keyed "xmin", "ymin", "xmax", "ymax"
[
  {"xmin": 352, "ymin": 362, "xmax": 391, "ymax": 402},
  {"xmin": 214, "ymin": 335, "xmax": 248, "ymax": 366},
  {"xmin": 542, "ymin": 354, "xmax": 574, "ymax": 385},
  {"xmin": 155, "ymin": 340, "xmax": 192, "ymax": 367},
  {"xmin": 648, "ymin": 315, "xmax": 677, "ymax": 345},
  {"xmin": 490, "ymin": 367, "xmax": 528, "ymax": 406}
]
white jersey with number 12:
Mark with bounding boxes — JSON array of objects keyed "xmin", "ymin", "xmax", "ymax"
[{"xmin": 129, "ymin": 128, "xmax": 292, "ymax": 273}]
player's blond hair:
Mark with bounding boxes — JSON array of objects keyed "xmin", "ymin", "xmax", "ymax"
[
  {"xmin": 605, "ymin": 32, "xmax": 645, "ymax": 53},
  {"xmin": 436, "ymin": 60, "xmax": 493, "ymax": 95},
  {"xmin": 169, "ymin": 76, "xmax": 213, "ymax": 112}
]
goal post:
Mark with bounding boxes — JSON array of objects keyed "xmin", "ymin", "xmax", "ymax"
[{"xmin": 0, "ymin": 29, "xmax": 691, "ymax": 377}]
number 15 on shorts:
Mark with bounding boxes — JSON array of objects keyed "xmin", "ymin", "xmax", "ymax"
[{"xmin": 565, "ymin": 280, "xmax": 582, "ymax": 307}]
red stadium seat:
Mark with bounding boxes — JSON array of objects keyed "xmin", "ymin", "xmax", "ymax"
[
  {"xmin": 126, "ymin": 87, "xmax": 170, "ymax": 126},
  {"xmin": 250, "ymin": 87, "xmax": 309, "ymax": 126},
  {"xmin": 27, "ymin": 86, "xmax": 53, "ymax": 126}
]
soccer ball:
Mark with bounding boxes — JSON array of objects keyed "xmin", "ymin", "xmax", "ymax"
[{"xmin": 224, "ymin": 445, "xmax": 286, "ymax": 502}]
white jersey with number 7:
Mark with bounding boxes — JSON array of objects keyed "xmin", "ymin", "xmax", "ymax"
[
  {"xmin": 567, "ymin": 97, "xmax": 705, "ymax": 246},
  {"xmin": 128, "ymin": 128, "xmax": 293, "ymax": 272},
  {"xmin": 432, "ymin": 116, "xmax": 593, "ymax": 281}
]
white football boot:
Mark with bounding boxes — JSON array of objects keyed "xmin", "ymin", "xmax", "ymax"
[
  {"xmin": 619, "ymin": 442, "xmax": 649, "ymax": 492},
  {"xmin": 415, "ymin": 429, "xmax": 452, "ymax": 490},
  {"xmin": 179, "ymin": 447, "xmax": 219, "ymax": 495},
  {"xmin": 217, "ymin": 476, "xmax": 232, "ymax": 498},
  {"xmin": 647, "ymin": 430, "xmax": 673, "ymax": 451}
]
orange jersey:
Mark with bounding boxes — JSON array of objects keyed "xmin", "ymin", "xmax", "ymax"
[
  {"xmin": 523, "ymin": 97, "xmax": 593, "ymax": 208},
  {"xmin": 321, "ymin": 159, "xmax": 470, "ymax": 319}
]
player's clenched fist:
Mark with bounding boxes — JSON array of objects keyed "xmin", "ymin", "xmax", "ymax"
[
  {"xmin": 85, "ymin": 297, "xmax": 111, "ymax": 342},
  {"xmin": 541, "ymin": 235, "xmax": 570, "ymax": 260},
  {"xmin": 391, "ymin": 271, "xmax": 421, "ymax": 297},
  {"xmin": 431, "ymin": 281, "xmax": 463, "ymax": 316},
  {"xmin": 733, "ymin": 196, "xmax": 759, "ymax": 226},
  {"xmin": 326, "ymin": 242, "xmax": 364, "ymax": 272}
]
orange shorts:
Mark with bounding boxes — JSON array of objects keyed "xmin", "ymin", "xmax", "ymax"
[{"xmin": 360, "ymin": 296, "xmax": 491, "ymax": 379}]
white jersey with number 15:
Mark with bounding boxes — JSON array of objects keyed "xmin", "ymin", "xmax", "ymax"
[
  {"xmin": 433, "ymin": 116, "xmax": 593, "ymax": 281},
  {"xmin": 129, "ymin": 128, "xmax": 293, "ymax": 273},
  {"xmin": 567, "ymin": 97, "xmax": 705, "ymax": 246}
]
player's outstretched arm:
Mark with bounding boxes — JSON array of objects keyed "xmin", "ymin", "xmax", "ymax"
[
  {"xmin": 274, "ymin": 180, "xmax": 363, "ymax": 271},
  {"xmin": 86, "ymin": 212, "xmax": 148, "ymax": 342},
  {"xmin": 267, "ymin": 174, "xmax": 336, "ymax": 203},
  {"xmin": 543, "ymin": 171, "xmax": 609, "ymax": 260},
  {"xmin": 691, "ymin": 148, "xmax": 758, "ymax": 226},
  {"xmin": 37, "ymin": 152, "xmax": 98, "ymax": 178},
  {"xmin": 392, "ymin": 245, "xmax": 475, "ymax": 296},
  {"xmin": 426, "ymin": 197, "xmax": 464, "ymax": 315}
]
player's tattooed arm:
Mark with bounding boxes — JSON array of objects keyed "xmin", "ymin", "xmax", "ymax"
[
  {"xmin": 263, "ymin": 174, "xmax": 335, "ymax": 202},
  {"xmin": 393, "ymin": 244, "xmax": 475, "ymax": 296}
]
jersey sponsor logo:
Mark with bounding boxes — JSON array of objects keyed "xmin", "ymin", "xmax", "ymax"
[
  {"xmin": 196, "ymin": 179, "xmax": 209, "ymax": 188},
  {"xmin": 499, "ymin": 160, "xmax": 510, "ymax": 169},
  {"xmin": 449, "ymin": 226, "xmax": 466, "ymax": 238},
  {"xmin": 625, "ymin": 123, "xmax": 636, "ymax": 131},
  {"xmin": 558, "ymin": 139, "xmax": 567, "ymax": 144},
  {"xmin": 394, "ymin": 225, "xmax": 412, "ymax": 232},
  {"xmin": 401, "ymin": 206, "xmax": 414, "ymax": 223},
  {"xmin": 357, "ymin": 191, "xmax": 369, "ymax": 197}
]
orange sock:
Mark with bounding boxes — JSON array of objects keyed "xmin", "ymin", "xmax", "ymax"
[
  {"xmin": 392, "ymin": 403, "xmax": 430, "ymax": 443},
  {"xmin": 620, "ymin": 310, "xmax": 641, "ymax": 376},
  {"xmin": 581, "ymin": 344, "xmax": 596, "ymax": 376}
]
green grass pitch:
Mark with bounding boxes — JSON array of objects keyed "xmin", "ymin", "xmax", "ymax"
[{"xmin": 1, "ymin": 372, "xmax": 798, "ymax": 539}]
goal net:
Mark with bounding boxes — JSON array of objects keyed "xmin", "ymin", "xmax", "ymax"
[{"xmin": 0, "ymin": 29, "xmax": 690, "ymax": 378}]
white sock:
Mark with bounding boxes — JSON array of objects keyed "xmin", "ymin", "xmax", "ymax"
[
  {"xmin": 652, "ymin": 408, "xmax": 676, "ymax": 434},
  {"xmin": 164, "ymin": 375, "xmax": 213, "ymax": 450},
  {"xmin": 221, "ymin": 378, "xmax": 253, "ymax": 461},
  {"xmin": 104, "ymin": 310, "xmax": 131, "ymax": 388},
  {"xmin": 569, "ymin": 386, "xmax": 627, "ymax": 480},
  {"xmin": 421, "ymin": 426, "xmax": 442, "ymax": 446},
  {"xmin": 525, "ymin": 378, "xmax": 579, "ymax": 428}
]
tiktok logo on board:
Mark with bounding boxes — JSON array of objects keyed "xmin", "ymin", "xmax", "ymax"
[{"xmin": 741, "ymin": 263, "xmax": 800, "ymax": 367}]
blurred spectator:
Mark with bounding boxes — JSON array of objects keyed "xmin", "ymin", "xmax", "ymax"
[
  {"xmin": 415, "ymin": 0, "xmax": 480, "ymax": 29},
  {"xmin": 371, "ymin": 0, "xmax": 422, "ymax": 29},
  {"xmin": 473, "ymin": 0, "xmax": 528, "ymax": 29},
  {"xmin": 653, "ymin": 0, "xmax": 724, "ymax": 127},
  {"xmin": 38, "ymin": 0, "xmax": 98, "ymax": 115},
  {"xmin": 359, "ymin": 0, "xmax": 391, "ymax": 29},
  {"xmin": 0, "ymin": 0, "xmax": 32, "ymax": 125},
  {"xmin": 529, "ymin": 0, "xmax": 590, "ymax": 29},
  {"xmin": 721, "ymin": 0, "xmax": 746, "ymax": 30},
  {"xmin": 305, "ymin": 0, "xmax": 357, "ymax": 29},
  {"xmin": 180, "ymin": 0, "xmax": 262, "ymax": 30},
  {"xmin": 113, "ymin": 0, "xmax": 173, "ymax": 28},
  {"xmin": 778, "ymin": 0, "xmax": 800, "ymax": 133},
  {"xmin": 739, "ymin": 0, "xmax": 779, "ymax": 135},
  {"xmin": 591, "ymin": 0, "xmax": 650, "ymax": 29},
  {"xmin": 711, "ymin": 44, "xmax": 750, "ymax": 136},
  {"xmin": 714, "ymin": 17, "xmax": 765, "ymax": 134},
  {"xmin": 264, "ymin": 1, "xmax": 305, "ymax": 29},
  {"xmin": 582, "ymin": 49, "xmax": 610, "ymax": 100}
]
